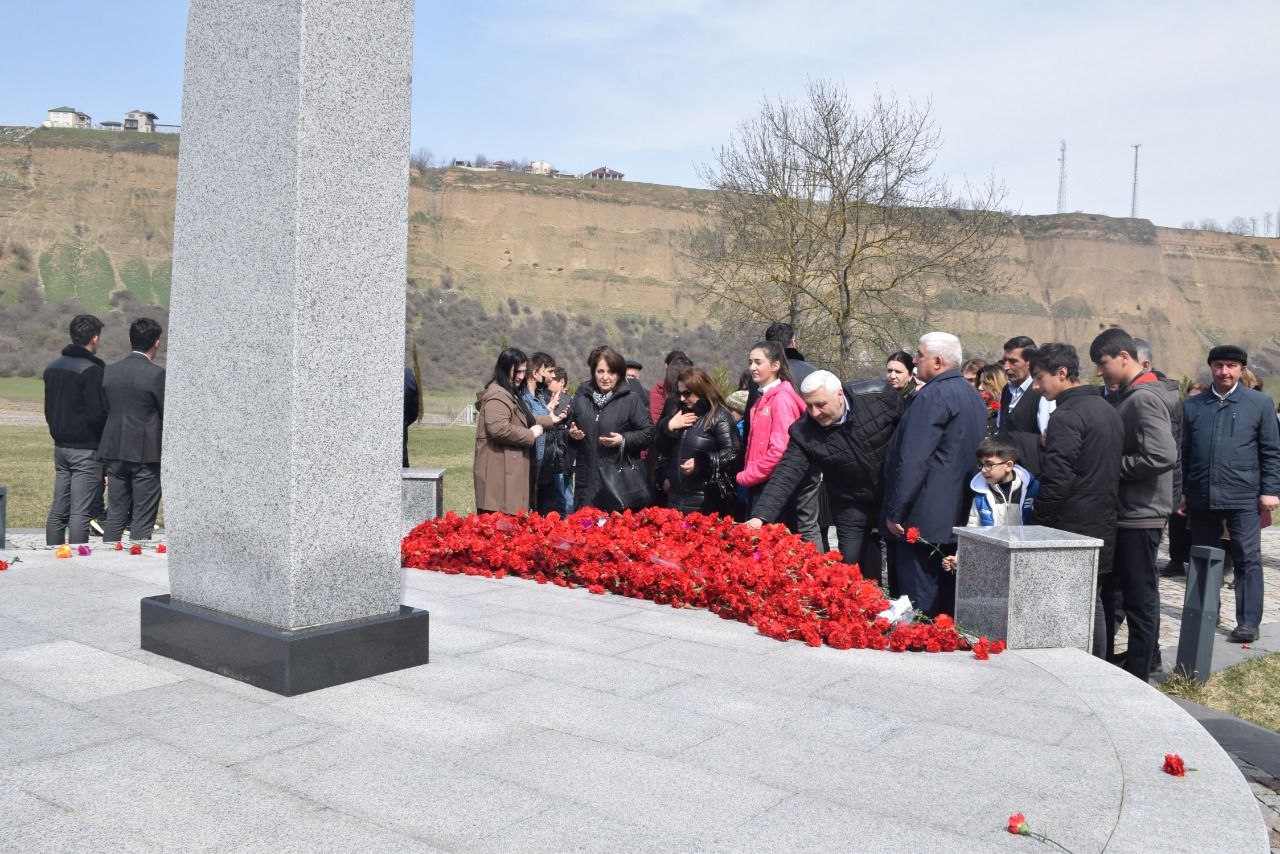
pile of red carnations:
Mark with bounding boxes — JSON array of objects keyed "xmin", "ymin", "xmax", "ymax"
[{"xmin": 403, "ymin": 507, "xmax": 998, "ymax": 656}]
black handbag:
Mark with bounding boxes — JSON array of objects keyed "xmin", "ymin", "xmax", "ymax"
[{"xmin": 599, "ymin": 447, "xmax": 655, "ymax": 512}]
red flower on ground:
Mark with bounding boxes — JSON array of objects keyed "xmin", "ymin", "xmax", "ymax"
[
  {"xmin": 114, "ymin": 542, "xmax": 123, "ymax": 551},
  {"xmin": 402, "ymin": 509, "xmax": 984, "ymax": 657},
  {"xmin": 156, "ymin": 544, "xmax": 168, "ymax": 554},
  {"xmin": 129, "ymin": 544, "xmax": 143, "ymax": 556},
  {"xmin": 1163, "ymin": 754, "xmax": 1186, "ymax": 777},
  {"xmin": 0, "ymin": 559, "xmax": 8, "ymax": 571},
  {"xmin": 1007, "ymin": 812, "xmax": 1028, "ymax": 835},
  {"xmin": 905, "ymin": 527, "xmax": 921, "ymax": 544}
]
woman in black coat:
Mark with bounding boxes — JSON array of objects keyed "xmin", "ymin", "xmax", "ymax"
[
  {"xmin": 653, "ymin": 367, "xmax": 742, "ymax": 515},
  {"xmin": 568, "ymin": 346, "xmax": 656, "ymax": 511}
]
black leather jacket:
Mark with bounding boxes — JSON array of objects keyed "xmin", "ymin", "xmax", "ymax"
[{"xmin": 654, "ymin": 404, "xmax": 741, "ymax": 507}]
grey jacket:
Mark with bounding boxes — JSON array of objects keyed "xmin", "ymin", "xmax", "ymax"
[
  {"xmin": 1112, "ymin": 374, "xmax": 1178, "ymax": 528},
  {"xmin": 1182, "ymin": 384, "xmax": 1280, "ymax": 510}
]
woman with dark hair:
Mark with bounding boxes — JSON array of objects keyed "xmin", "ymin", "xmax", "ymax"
[
  {"xmin": 885, "ymin": 350, "xmax": 919, "ymax": 402},
  {"xmin": 568, "ymin": 345, "xmax": 656, "ymax": 510},
  {"xmin": 653, "ymin": 367, "xmax": 742, "ymax": 515},
  {"xmin": 474, "ymin": 348, "xmax": 563, "ymax": 514},
  {"xmin": 650, "ymin": 351, "xmax": 693, "ymax": 427},
  {"xmin": 736, "ymin": 341, "xmax": 805, "ymax": 517}
]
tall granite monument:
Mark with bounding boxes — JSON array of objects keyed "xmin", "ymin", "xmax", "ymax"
[{"xmin": 141, "ymin": 0, "xmax": 428, "ymax": 695}]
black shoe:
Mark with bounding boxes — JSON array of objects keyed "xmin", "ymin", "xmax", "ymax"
[
  {"xmin": 1159, "ymin": 561, "xmax": 1186, "ymax": 578},
  {"xmin": 1229, "ymin": 626, "xmax": 1259, "ymax": 643},
  {"xmin": 1150, "ymin": 651, "xmax": 1164, "ymax": 674}
]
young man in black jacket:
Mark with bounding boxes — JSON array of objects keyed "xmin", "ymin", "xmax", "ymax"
[
  {"xmin": 1028, "ymin": 343, "xmax": 1123, "ymax": 659},
  {"xmin": 1090, "ymin": 328, "xmax": 1178, "ymax": 678},
  {"xmin": 43, "ymin": 314, "xmax": 108, "ymax": 545},
  {"xmin": 745, "ymin": 371, "xmax": 904, "ymax": 580}
]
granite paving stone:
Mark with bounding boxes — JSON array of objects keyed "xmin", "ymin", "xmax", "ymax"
[
  {"xmin": 460, "ymin": 728, "xmax": 790, "ymax": 837},
  {"xmin": 0, "ymin": 681, "xmax": 133, "ymax": 765},
  {"xmin": 463, "ymin": 638, "xmax": 691, "ymax": 699},
  {"xmin": 463, "ymin": 679, "xmax": 729, "ymax": 756},
  {"xmin": 0, "ymin": 615, "xmax": 55, "ymax": 652},
  {"xmin": 237, "ymin": 732, "xmax": 556, "ymax": 850},
  {"xmin": 277, "ymin": 678, "xmax": 544, "ymax": 761},
  {"xmin": 0, "ymin": 640, "xmax": 182, "ymax": 704},
  {"xmin": 461, "ymin": 583, "xmax": 647, "ymax": 623},
  {"xmin": 0, "ymin": 545, "xmax": 1270, "ymax": 851}
]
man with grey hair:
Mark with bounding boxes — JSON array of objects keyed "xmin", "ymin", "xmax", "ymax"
[
  {"xmin": 745, "ymin": 369, "xmax": 904, "ymax": 578},
  {"xmin": 882, "ymin": 332, "xmax": 988, "ymax": 616}
]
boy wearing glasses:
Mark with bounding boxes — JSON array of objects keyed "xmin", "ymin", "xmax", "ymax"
[{"xmin": 942, "ymin": 437, "xmax": 1039, "ymax": 572}]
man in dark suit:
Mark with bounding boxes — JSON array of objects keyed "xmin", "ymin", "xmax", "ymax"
[
  {"xmin": 997, "ymin": 335, "xmax": 1055, "ymax": 477},
  {"xmin": 882, "ymin": 332, "xmax": 988, "ymax": 617},
  {"xmin": 97, "ymin": 317, "xmax": 166, "ymax": 542}
]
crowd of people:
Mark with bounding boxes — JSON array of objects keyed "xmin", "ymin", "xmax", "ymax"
[
  {"xmin": 470, "ymin": 322, "xmax": 1280, "ymax": 679},
  {"xmin": 42, "ymin": 314, "xmax": 166, "ymax": 545}
]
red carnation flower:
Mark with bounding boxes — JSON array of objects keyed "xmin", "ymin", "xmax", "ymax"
[
  {"xmin": 129, "ymin": 544, "xmax": 143, "ymax": 556},
  {"xmin": 156, "ymin": 544, "xmax": 168, "ymax": 554},
  {"xmin": 905, "ymin": 527, "xmax": 921, "ymax": 544},
  {"xmin": 0, "ymin": 560, "xmax": 8, "ymax": 571},
  {"xmin": 988, "ymin": 399, "xmax": 1001, "ymax": 412},
  {"xmin": 1162, "ymin": 754, "xmax": 1185, "ymax": 777},
  {"xmin": 1007, "ymin": 812, "xmax": 1028, "ymax": 835}
]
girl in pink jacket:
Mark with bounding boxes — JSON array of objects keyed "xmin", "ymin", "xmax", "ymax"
[{"xmin": 737, "ymin": 341, "xmax": 806, "ymax": 494}]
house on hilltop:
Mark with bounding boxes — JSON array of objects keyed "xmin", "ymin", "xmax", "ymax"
[
  {"xmin": 123, "ymin": 110, "xmax": 158, "ymax": 133},
  {"xmin": 43, "ymin": 107, "xmax": 92, "ymax": 129},
  {"xmin": 527, "ymin": 160, "xmax": 553, "ymax": 176},
  {"xmin": 587, "ymin": 166, "xmax": 624, "ymax": 181}
]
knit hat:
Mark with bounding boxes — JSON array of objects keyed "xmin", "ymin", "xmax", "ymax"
[
  {"xmin": 725, "ymin": 390, "xmax": 749, "ymax": 415},
  {"xmin": 1207, "ymin": 345, "xmax": 1248, "ymax": 366}
]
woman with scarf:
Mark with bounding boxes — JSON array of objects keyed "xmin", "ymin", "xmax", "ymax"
[{"xmin": 568, "ymin": 345, "xmax": 655, "ymax": 511}]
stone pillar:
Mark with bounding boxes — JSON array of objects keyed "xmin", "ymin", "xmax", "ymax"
[
  {"xmin": 953, "ymin": 525, "xmax": 1101, "ymax": 652},
  {"xmin": 402, "ymin": 467, "xmax": 446, "ymax": 534},
  {"xmin": 142, "ymin": 0, "xmax": 427, "ymax": 695}
]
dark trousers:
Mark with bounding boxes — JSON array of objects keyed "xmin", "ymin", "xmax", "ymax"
[
  {"xmin": 793, "ymin": 470, "xmax": 825, "ymax": 550},
  {"xmin": 103, "ymin": 460, "xmax": 162, "ymax": 541},
  {"xmin": 1167, "ymin": 510, "xmax": 1190, "ymax": 564},
  {"xmin": 893, "ymin": 539, "xmax": 955, "ymax": 618},
  {"xmin": 46, "ymin": 446, "xmax": 103, "ymax": 545},
  {"xmin": 1091, "ymin": 585, "xmax": 1107, "ymax": 659},
  {"xmin": 1189, "ymin": 507, "xmax": 1264, "ymax": 629},
  {"xmin": 831, "ymin": 501, "xmax": 881, "ymax": 583},
  {"xmin": 1103, "ymin": 528, "xmax": 1162, "ymax": 679}
]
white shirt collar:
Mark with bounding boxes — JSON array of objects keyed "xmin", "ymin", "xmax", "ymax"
[
  {"xmin": 1213, "ymin": 383, "xmax": 1239, "ymax": 401},
  {"xmin": 760, "ymin": 378, "xmax": 781, "ymax": 394},
  {"xmin": 131, "ymin": 350, "xmax": 153, "ymax": 361}
]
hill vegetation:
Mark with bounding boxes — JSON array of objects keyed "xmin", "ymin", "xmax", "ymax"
[{"xmin": 2, "ymin": 127, "xmax": 1280, "ymax": 386}]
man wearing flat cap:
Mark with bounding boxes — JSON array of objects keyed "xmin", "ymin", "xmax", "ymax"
[{"xmin": 1180, "ymin": 344, "xmax": 1280, "ymax": 642}]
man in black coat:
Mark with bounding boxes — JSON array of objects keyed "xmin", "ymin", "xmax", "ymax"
[
  {"xmin": 997, "ymin": 335, "xmax": 1054, "ymax": 477},
  {"xmin": 1027, "ymin": 343, "xmax": 1123, "ymax": 659},
  {"xmin": 882, "ymin": 332, "xmax": 987, "ymax": 617},
  {"xmin": 97, "ymin": 317, "xmax": 166, "ymax": 542},
  {"xmin": 403, "ymin": 366, "xmax": 420, "ymax": 467},
  {"xmin": 42, "ymin": 314, "xmax": 108, "ymax": 544},
  {"xmin": 746, "ymin": 371, "xmax": 903, "ymax": 581}
]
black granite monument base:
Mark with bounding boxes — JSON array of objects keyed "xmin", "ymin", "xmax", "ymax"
[{"xmin": 140, "ymin": 595, "xmax": 429, "ymax": 696}]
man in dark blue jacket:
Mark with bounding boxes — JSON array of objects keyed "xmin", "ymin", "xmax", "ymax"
[
  {"xmin": 882, "ymin": 332, "xmax": 987, "ymax": 617},
  {"xmin": 43, "ymin": 314, "xmax": 108, "ymax": 545},
  {"xmin": 1180, "ymin": 345, "xmax": 1280, "ymax": 642}
]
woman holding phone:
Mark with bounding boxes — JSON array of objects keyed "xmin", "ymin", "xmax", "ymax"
[{"xmin": 653, "ymin": 367, "xmax": 741, "ymax": 515}]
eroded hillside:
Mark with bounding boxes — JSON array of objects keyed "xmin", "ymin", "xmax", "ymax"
[{"xmin": 2, "ymin": 128, "xmax": 1278, "ymax": 380}]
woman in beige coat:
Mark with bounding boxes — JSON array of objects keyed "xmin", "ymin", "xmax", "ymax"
[{"xmin": 474, "ymin": 348, "xmax": 562, "ymax": 514}]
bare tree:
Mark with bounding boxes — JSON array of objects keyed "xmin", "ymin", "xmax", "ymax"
[
  {"xmin": 1198, "ymin": 218, "xmax": 1221, "ymax": 232},
  {"xmin": 410, "ymin": 147, "xmax": 435, "ymax": 171},
  {"xmin": 683, "ymin": 81, "xmax": 1011, "ymax": 371},
  {"xmin": 1227, "ymin": 216, "xmax": 1253, "ymax": 236},
  {"xmin": 474, "ymin": 153, "xmax": 490, "ymax": 168},
  {"xmin": 1180, "ymin": 220, "xmax": 1196, "ymax": 230}
]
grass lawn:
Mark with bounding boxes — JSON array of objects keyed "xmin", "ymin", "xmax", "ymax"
[
  {"xmin": 0, "ymin": 424, "xmax": 476, "ymax": 529},
  {"xmin": 0, "ymin": 377, "xmax": 44, "ymax": 402},
  {"xmin": 1161, "ymin": 653, "xmax": 1280, "ymax": 733}
]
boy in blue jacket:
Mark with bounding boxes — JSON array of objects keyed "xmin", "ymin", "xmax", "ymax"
[{"xmin": 943, "ymin": 437, "xmax": 1040, "ymax": 571}]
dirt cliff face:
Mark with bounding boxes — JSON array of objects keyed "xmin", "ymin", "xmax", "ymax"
[{"xmin": 2, "ymin": 130, "xmax": 1278, "ymax": 379}]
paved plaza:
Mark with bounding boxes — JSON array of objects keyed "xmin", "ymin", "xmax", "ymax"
[{"xmin": 0, "ymin": 539, "xmax": 1269, "ymax": 852}]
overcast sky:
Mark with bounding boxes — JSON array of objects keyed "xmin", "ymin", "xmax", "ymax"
[{"xmin": 4, "ymin": 0, "xmax": 1277, "ymax": 230}]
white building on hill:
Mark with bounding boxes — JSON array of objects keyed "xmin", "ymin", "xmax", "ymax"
[
  {"xmin": 527, "ymin": 160, "xmax": 553, "ymax": 176},
  {"xmin": 43, "ymin": 106, "xmax": 92, "ymax": 129},
  {"xmin": 123, "ymin": 110, "xmax": 158, "ymax": 133}
]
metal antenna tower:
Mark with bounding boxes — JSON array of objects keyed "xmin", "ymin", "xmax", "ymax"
[
  {"xmin": 1130, "ymin": 144, "xmax": 1141, "ymax": 218},
  {"xmin": 1056, "ymin": 140, "xmax": 1067, "ymax": 213}
]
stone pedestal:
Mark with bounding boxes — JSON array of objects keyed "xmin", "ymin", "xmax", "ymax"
[
  {"xmin": 953, "ymin": 525, "xmax": 1102, "ymax": 652},
  {"xmin": 146, "ymin": 0, "xmax": 426, "ymax": 694},
  {"xmin": 402, "ymin": 467, "xmax": 445, "ymax": 533}
]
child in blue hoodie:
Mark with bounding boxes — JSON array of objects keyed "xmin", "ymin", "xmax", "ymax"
[{"xmin": 943, "ymin": 437, "xmax": 1039, "ymax": 571}]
